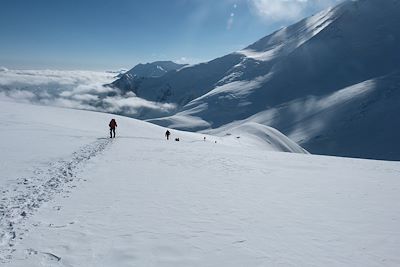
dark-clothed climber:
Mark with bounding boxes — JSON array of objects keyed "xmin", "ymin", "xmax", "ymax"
[
  {"xmin": 109, "ymin": 119, "xmax": 117, "ymax": 138},
  {"xmin": 165, "ymin": 130, "xmax": 171, "ymax": 140}
]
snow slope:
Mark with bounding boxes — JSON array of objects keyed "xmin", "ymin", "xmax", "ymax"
[
  {"xmin": 204, "ymin": 71, "xmax": 400, "ymax": 161},
  {"xmin": 1, "ymin": 101, "xmax": 400, "ymax": 266},
  {"xmin": 0, "ymin": 100, "xmax": 305, "ymax": 261},
  {"xmin": 175, "ymin": 0, "xmax": 400, "ymax": 128}
]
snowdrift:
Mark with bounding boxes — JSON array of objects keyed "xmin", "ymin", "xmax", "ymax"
[{"xmin": 207, "ymin": 122, "xmax": 308, "ymax": 154}]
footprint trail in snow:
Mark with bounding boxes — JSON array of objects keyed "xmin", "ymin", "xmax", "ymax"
[{"xmin": 0, "ymin": 139, "xmax": 111, "ymax": 262}]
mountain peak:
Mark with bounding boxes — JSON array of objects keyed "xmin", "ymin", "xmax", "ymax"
[
  {"xmin": 111, "ymin": 61, "xmax": 188, "ymax": 92},
  {"xmin": 125, "ymin": 61, "xmax": 187, "ymax": 79}
]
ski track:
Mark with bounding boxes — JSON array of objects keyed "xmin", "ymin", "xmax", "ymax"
[{"xmin": 0, "ymin": 138, "xmax": 111, "ymax": 263}]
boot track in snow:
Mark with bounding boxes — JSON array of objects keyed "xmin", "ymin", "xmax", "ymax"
[{"xmin": 0, "ymin": 138, "xmax": 111, "ymax": 262}]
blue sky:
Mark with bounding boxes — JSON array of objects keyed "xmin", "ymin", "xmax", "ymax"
[{"xmin": 0, "ymin": 0, "xmax": 343, "ymax": 70}]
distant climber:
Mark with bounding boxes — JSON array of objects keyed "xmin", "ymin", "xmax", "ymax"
[
  {"xmin": 109, "ymin": 119, "xmax": 117, "ymax": 138},
  {"xmin": 165, "ymin": 130, "xmax": 171, "ymax": 140}
]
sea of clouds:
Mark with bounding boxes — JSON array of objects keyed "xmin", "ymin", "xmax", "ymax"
[{"xmin": 0, "ymin": 68, "xmax": 176, "ymax": 118}]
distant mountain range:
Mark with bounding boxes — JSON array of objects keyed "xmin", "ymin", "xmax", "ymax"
[{"xmin": 110, "ymin": 0, "xmax": 400, "ymax": 160}]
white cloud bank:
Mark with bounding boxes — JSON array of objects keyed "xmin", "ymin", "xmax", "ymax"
[
  {"xmin": 0, "ymin": 69, "xmax": 176, "ymax": 118},
  {"xmin": 249, "ymin": 0, "xmax": 344, "ymax": 22}
]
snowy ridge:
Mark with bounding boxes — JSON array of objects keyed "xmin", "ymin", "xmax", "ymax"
[
  {"xmin": 236, "ymin": 6, "xmax": 339, "ymax": 62},
  {"xmin": 123, "ymin": 61, "xmax": 186, "ymax": 79},
  {"xmin": 209, "ymin": 122, "xmax": 309, "ymax": 154},
  {"xmin": 111, "ymin": 61, "xmax": 187, "ymax": 95}
]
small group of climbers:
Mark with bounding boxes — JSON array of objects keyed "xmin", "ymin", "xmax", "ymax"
[{"xmin": 108, "ymin": 119, "xmax": 177, "ymax": 141}]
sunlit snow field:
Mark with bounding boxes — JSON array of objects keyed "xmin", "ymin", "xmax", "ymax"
[{"xmin": 1, "ymin": 100, "xmax": 399, "ymax": 266}]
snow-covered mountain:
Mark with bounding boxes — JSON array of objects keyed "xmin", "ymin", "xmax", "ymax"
[
  {"xmin": 112, "ymin": 0, "xmax": 400, "ymax": 160},
  {"xmin": 112, "ymin": 61, "xmax": 187, "ymax": 97},
  {"xmin": 1, "ymin": 100, "xmax": 400, "ymax": 266},
  {"xmin": 111, "ymin": 55, "xmax": 245, "ymax": 105}
]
